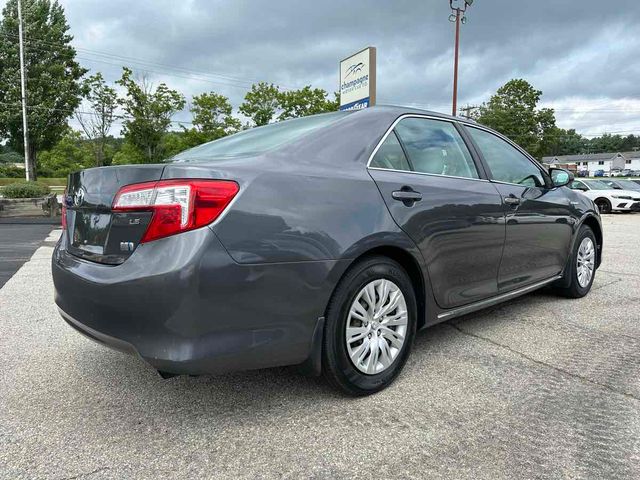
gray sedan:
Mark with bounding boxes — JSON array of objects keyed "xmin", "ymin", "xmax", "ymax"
[{"xmin": 53, "ymin": 106, "xmax": 602, "ymax": 395}]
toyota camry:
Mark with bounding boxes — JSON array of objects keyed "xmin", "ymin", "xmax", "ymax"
[{"xmin": 53, "ymin": 106, "xmax": 602, "ymax": 395}]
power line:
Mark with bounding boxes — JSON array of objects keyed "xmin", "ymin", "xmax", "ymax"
[{"xmin": 0, "ymin": 31, "xmax": 298, "ymax": 90}]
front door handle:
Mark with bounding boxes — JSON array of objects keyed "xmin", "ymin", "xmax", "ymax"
[
  {"xmin": 392, "ymin": 190, "xmax": 423, "ymax": 202},
  {"xmin": 504, "ymin": 195, "xmax": 520, "ymax": 206}
]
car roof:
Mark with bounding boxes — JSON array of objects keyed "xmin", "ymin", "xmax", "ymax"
[{"xmin": 364, "ymin": 104, "xmax": 475, "ymax": 124}]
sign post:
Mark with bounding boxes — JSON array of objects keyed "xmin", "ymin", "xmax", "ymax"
[{"xmin": 339, "ymin": 47, "xmax": 376, "ymax": 111}]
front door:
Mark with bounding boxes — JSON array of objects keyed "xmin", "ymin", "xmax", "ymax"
[
  {"xmin": 368, "ymin": 117, "xmax": 505, "ymax": 309},
  {"xmin": 465, "ymin": 126, "xmax": 574, "ymax": 291}
]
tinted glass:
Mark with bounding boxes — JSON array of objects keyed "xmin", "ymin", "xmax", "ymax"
[
  {"xmin": 170, "ymin": 112, "xmax": 349, "ymax": 161},
  {"xmin": 583, "ymin": 180, "xmax": 613, "ymax": 190},
  {"xmin": 370, "ymin": 132, "xmax": 411, "ymax": 171},
  {"xmin": 617, "ymin": 180, "xmax": 640, "ymax": 191},
  {"xmin": 468, "ymin": 127, "xmax": 545, "ymax": 187},
  {"xmin": 570, "ymin": 180, "xmax": 588, "ymax": 190},
  {"xmin": 394, "ymin": 118, "xmax": 478, "ymax": 179}
]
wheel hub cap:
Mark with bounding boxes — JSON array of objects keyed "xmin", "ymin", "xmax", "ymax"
[
  {"xmin": 577, "ymin": 237, "xmax": 595, "ymax": 288},
  {"xmin": 345, "ymin": 279, "xmax": 408, "ymax": 375}
]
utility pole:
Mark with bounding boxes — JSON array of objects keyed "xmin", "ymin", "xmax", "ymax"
[
  {"xmin": 17, "ymin": 0, "xmax": 32, "ymax": 181},
  {"xmin": 449, "ymin": 0, "xmax": 474, "ymax": 117},
  {"xmin": 459, "ymin": 104, "xmax": 478, "ymax": 120}
]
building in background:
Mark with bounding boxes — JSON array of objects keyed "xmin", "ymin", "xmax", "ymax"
[{"xmin": 542, "ymin": 152, "xmax": 640, "ymax": 176}]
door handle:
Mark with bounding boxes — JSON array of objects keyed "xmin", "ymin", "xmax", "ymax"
[
  {"xmin": 392, "ymin": 190, "xmax": 423, "ymax": 202},
  {"xmin": 504, "ymin": 195, "xmax": 520, "ymax": 206}
]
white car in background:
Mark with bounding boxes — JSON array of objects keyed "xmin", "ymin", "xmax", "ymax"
[{"xmin": 570, "ymin": 179, "xmax": 640, "ymax": 214}]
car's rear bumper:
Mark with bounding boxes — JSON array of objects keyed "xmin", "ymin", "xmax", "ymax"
[{"xmin": 52, "ymin": 227, "xmax": 348, "ymax": 375}]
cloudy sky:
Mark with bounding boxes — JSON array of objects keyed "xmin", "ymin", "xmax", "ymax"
[{"xmin": 4, "ymin": 0, "xmax": 640, "ymax": 137}]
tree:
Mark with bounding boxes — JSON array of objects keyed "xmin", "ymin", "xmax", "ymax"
[
  {"xmin": 546, "ymin": 128, "xmax": 588, "ymax": 156},
  {"xmin": 37, "ymin": 128, "xmax": 93, "ymax": 177},
  {"xmin": 588, "ymin": 133, "xmax": 625, "ymax": 154},
  {"xmin": 476, "ymin": 79, "xmax": 556, "ymax": 159},
  {"xmin": 76, "ymin": 73, "xmax": 118, "ymax": 167},
  {"xmin": 190, "ymin": 92, "xmax": 240, "ymax": 139},
  {"xmin": 279, "ymin": 86, "xmax": 338, "ymax": 120},
  {"xmin": 0, "ymin": 145, "xmax": 23, "ymax": 164},
  {"xmin": 0, "ymin": 0, "xmax": 86, "ymax": 180},
  {"xmin": 239, "ymin": 82, "xmax": 281, "ymax": 126},
  {"xmin": 116, "ymin": 67, "xmax": 185, "ymax": 162}
]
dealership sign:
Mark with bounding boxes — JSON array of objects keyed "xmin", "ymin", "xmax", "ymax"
[{"xmin": 339, "ymin": 47, "xmax": 376, "ymax": 111}]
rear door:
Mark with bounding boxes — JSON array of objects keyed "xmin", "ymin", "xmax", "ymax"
[
  {"xmin": 368, "ymin": 116, "xmax": 505, "ymax": 309},
  {"xmin": 464, "ymin": 126, "xmax": 574, "ymax": 291}
]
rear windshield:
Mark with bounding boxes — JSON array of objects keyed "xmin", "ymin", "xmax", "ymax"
[{"xmin": 170, "ymin": 111, "xmax": 349, "ymax": 161}]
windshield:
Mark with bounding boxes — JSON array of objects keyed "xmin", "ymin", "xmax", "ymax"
[
  {"xmin": 617, "ymin": 180, "xmax": 640, "ymax": 190},
  {"xmin": 170, "ymin": 111, "xmax": 349, "ymax": 161},
  {"xmin": 584, "ymin": 180, "xmax": 613, "ymax": 190}
]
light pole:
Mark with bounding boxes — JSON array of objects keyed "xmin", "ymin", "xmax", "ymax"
[
  {"xmin": 449, "ymin": 0, "xmax": 474, "ymax": 117},
  {"xmin": 17, "ymin": 0, "xmax": 32, "ymax": 181}
]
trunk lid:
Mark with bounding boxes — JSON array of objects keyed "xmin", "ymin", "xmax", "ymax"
[{"xmin": 65, "ymin": 165, "xmax": 165, "ymax": 265}]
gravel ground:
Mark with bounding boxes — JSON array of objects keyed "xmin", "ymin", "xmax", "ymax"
[{"xmin": 1, "ymin": 215, "xmax": 639, "ymax": 479}]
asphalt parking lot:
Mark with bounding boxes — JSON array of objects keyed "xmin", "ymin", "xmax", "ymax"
[
  {"xmin": 0, "ymin": 222, "xmax": 57, "ymax": 289},
  {"xmin": 1, "ymin": 215, "xmax": 639, "ymax": 479}
]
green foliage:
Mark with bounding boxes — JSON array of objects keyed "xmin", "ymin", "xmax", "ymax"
[
  {"xmin": 279, "ymin": 86, "xmax": 339, "ymax": 120},
  {"xmin": 77, "ymin": 73, "xmax": 118, "ymax": 167},
  {"xmin": 111, "ymin": 140, "xmax": 147, "ymax": 165},
  {"xmin": 37, "ymin": 129, "xmax": 93, "ymax": 177},
  {"xmin": 476, "ymin": 79, "xmax": 556, "ymax": 159},
  {"xmin": 240, "ymin": 83, "xmax": 339, "ymax": 127},
  {"xmin": 545, "ymin": 128, "xmax": 588, "ymax": 156},
  {"xmin": 191, "ymin": 92, "xmax": 241, "ymax": 139},
  {"xmin": 116, "ymin": 67, "xmax": 185, "ymax": 163},
  {"xmin": 0, "ymin": 163, "xmax": 23, "ymax": 177},
  {"xmin": 1, "ymin": 180, "xmax": 50, "ymax": 198},
  {"xmin": 0, "ymin": 0, "xmax": 87, "ymax": 179},
  {"xmin": 239, "ymin": 82, "xmax": 281, "ymax": 126},
  {"xmin": 0, "ymin": 149, "xmax": 23, "ymax": 164}
]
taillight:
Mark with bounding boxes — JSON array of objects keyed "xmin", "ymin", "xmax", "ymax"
[
  {"xmin": 61, "ymin": 190, "xmax": 67, "ymax": 228},
  {"xmin": 112, "ymin": 179, "xmax": 239, "ymax": 243}
]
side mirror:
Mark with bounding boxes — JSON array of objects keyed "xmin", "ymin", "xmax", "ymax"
[{"xmin": 550, "ymin": 168, "xmax": 574, "ymax": 188}]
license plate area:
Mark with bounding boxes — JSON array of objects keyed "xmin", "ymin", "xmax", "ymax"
[
  {"xmin": 72, "ymin": 212, "xmax": 112, "ymax": 255},
  {"xmin": 67, "ymin": 210, "xmax": 153, "ymax": 265}
]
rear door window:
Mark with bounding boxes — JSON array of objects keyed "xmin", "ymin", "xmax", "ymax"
[
  {"xmin": 370, "ymin": 132, "xmax": 411, "ymax": 171},
  {"xmin": 394, "ymin": 118, "xmax": 479, "ymax": 179}
]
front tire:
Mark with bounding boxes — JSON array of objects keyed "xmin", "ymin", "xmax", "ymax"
[
  {"xmin": 322, "ymin": 256, "xmax": 417, "ymax": 396},
  {"xmin": 595, "ymin": 198, "xmax": 612, "ymax": 214},
  {"xmin": 556, "ymin": 225, "xmax": 597, "ymax": 298}
]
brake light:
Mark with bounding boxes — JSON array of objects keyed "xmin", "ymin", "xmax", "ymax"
[
  {"xmin": 112, "ymin": 179, "xmax": 239, "ymax": 243},
  {"xmin": 61, "ymin": 189, "xmax": 67, "ymax": 228},
  {"xmin": 61, "ymin": 205, "xmax": 67, "ymax": 228}
]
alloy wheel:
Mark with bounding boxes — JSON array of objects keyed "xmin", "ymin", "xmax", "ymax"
[
  {"xmin": 595, "ymin": 199, "xmax": 611, "ymax": 214},
  {"xmin": 577, "ymin": 237, "xmax": 595, "ymax": 288},
  {"xmin": 345, "ymin": 279, "xmax": 408, "ymax": 375}
]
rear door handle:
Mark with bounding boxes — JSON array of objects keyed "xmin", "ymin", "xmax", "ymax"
[
  {"xmin": 504, "ymin": 195, "xmax": 520, "ymax": 206},
  {"xmin": 392, "ymin": 190, "xmax": 423, "ymax": 202}
]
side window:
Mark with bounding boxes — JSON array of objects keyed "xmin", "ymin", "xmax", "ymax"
[
  {"xmin": 570, "ymin": 181, "xmax": 587, "ymax": 191},
  {"xmin": 370, "ymin": 131, "xmax": 411, "ymax": 171},
  {"xmin": 394, "ymin": 118, "xmax": 479, "ymax": 179},
  {"xmin": 467, "ymin": 127, "xmax": 545, "ymax": 187}
]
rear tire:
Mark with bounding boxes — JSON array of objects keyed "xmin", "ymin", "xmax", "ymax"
[
  {"xmin": 322, "ymin": 256, "xmax": 417, "ymax": 396},
  {"xmin": 555, "ymin": 225, "xmax": 597, "ymax": 298}
]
